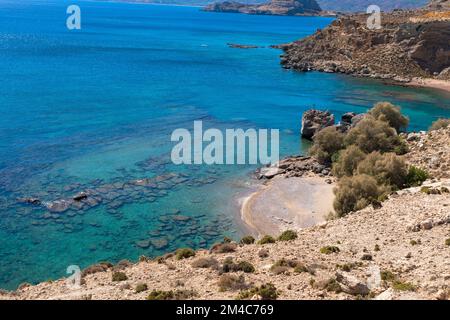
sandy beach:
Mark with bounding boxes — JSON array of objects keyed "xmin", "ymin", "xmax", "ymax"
[
  {"xmin": 241, "ymin": 176, "xmax": 335, "ymax": 236},
  {"xmin": 406, "ymin": 78, "xmax": 450, "ymax": 93}
]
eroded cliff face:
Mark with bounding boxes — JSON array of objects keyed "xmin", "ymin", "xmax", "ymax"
[
  {"xmin": 204, "ymin": 0, "xmax": 323, "ymax": 16},
  {"xmin": 280, "ymin": 8, "xmax": 450, "ymax": 82}
]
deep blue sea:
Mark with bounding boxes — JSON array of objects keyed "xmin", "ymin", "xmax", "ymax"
[{"xmin": 0, "ymin": 0, "xmax": 449, "ymax": 289}]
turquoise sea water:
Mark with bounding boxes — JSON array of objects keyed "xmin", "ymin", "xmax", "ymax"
[{"xmin": 0, "ymin": 0, "xmax": 449, "ymax": 290}]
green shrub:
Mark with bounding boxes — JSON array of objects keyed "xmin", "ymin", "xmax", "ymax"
[
  {"xmin": 445, "ymin": 238, "xmax": 450, "ymax": 246},
  {"xmin": 271, "ymin": 258, "xmax": 298, "ymax": 269},
  {"xmin": 191, "ymin": 257, "xmax": 219, "ymax": 269},
  {"xmin": 218, "ymin": 274, "xmax": 248, "ymax": 292},
  {"xmin": 333, "ymin": 174, "xmax": 386, "ymax": 216},
  {"xmin": 111, "ymin": 271, "xmax": 128, "ymax": 282},
  {"xmin": 421, "ymin": 186, "xmax": 441, "ymax": 195},
  {"xmin": 374, "ymin": 244, "xmax": 380, "ymax": 251},
  {"xmin": 344, "ymin": 116, "xmax": 401, "ymax": 154},
  {"xmin": 257, "ymin": 235, "xmax": 276, "ymax": 245},
  {"xmin": 309, "ymin": 126, "xmax": 345, "ymax": 164},
  {"xmin": 368, "ymin": 102, "xmax": 409, "ymax": 132},
  {"xmin": 146, "ymin": 289, "xmax": 196, "ymax": 300},
  {"xmin": 175, "ymin": 248, "xmax": 195, "ymax": 260},
  {"xmin": 240, "ymin": 235, "xmax": 255, "ymax": 245},
  {"xmin": 237, "ymin": 283, "xmax": 278, "ymax": 300},
  {"xmin": 392, "ymin": 280, "xmax": 416, "ymax": 292},
  {"xmin": 219, "ymin": 258, "xmax": 255, "ymax": 274},
  {"xmin": 277, "ymin": 230, "xmax": 298, "ymax": 241},
  {"xmin": 356, "ymin": 152, "xmax": 408, "ymax": 189},
  {"xmin": 135, "ymin": 283, "xmax": 148, "ymax": 293},
  {"xmin": 430, "ymin": 118, "xmax": 450, "ymax": 131},
  {"xmin": 406, "ymin": 166, "xmax": 429, "ymax": 187},
  {"xmin": 236, "ymin": 261, "xmax": 255, "ymax": 273},
  {"xmin": 293, "ymin": 264, "xmax": 315, "ymax": 275},
  {"xmin": 380, "ymin": 270, "xmax": 396, "ymax": 282},
  {"xmin": 320, "ymin": 246, "xmax": 340, "ymax": 254},
  {"xmin": 332, "ymin": 145, "xmax": 367, "ymax": 178},
  {"xmin": 325, "ymin": 278, "xmax": 342, "ymax": 293}
]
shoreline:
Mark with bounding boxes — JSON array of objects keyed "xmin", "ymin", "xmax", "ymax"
[
  {"xmin": 404, "ymin": 77, "xmax": 450, "ymax": 93},
  {"xmin": 240, "ymin": 176, "xmax": 335, "ymax": 236}
]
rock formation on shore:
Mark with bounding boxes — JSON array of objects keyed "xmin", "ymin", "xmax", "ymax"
[
  {"xmin": 280, "ymin": 1, "xmax": 450, "ymax": 84},
  {"xmin": 204, "ymin": 0, "xmax": 326, "ymax": 16}
]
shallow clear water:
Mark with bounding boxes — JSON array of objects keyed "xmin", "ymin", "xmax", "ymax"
[{"xmin": 0, "ymin": 0, "xmax": 449, "ymax": 289}]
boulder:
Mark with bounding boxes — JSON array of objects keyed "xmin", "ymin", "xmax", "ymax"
[
  {"xmin": 301, "ymin": 109, "xmax": 335, "ymax": 139},
  {"xmin": 335, "ymin": 272, "xmax": 370, "ymax": 296},
  {"xmin": 341, "ymin": 112, "xmax": 356, "ymax": 124}
]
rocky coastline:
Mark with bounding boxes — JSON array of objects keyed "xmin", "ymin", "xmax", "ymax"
[
  {"xmin": 280, "ymin": 2, "xmax": 450, "ymax": 91},
  {"xmin": 204, "ymin": 0, "xmax": 336, "ymax": 17}
]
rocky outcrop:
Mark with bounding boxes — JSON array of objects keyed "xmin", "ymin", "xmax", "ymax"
[
  {"xmin": 301, "ymin": 109, "xmax": 335, "ymax": 139},
  {"xmin": 402, "ymin": 126, "xmax": 450, "ymax": 179},
  {"xmin": 280, "ymin": 6, "xmax": 450, "ymax": 83},
  {"xmin": 204, "ymin": 0, "xmax": 325, "ymax": 16}
]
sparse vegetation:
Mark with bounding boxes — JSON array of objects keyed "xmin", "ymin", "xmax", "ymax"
[
  {"xmin": 191, "ymin": 257, "xmax": 219, "ymax": 269},
  {"xmin": 210, "ymin": 242, "xmax": 237, "ymax": 254},
  {"xmin": 406, "ymin": 166, "xmax": 429, "ymax": 187},
  {"xmin": 219, "ymin": 257, "xmax": 255, "ymax": 274},
  {"xmin": 240, "ymin": 235, "xmax": 255, "ymax": 245},
  {"xmin": 135, "ymin": 283, "xmax": 148, "ymax": 293},
  {"xmin": 324, "ymin": 278, "xmax": 342, "ymax": 293},
  {"xmin": 429, "ymin": 118, "xmax": 450, "ymax": 131},
  {"xmin": 237, "ymin": 283, "xmax": 279, "ymax": 300},
  {"xmin": 175, "ymin": 248, "xmax": 196, "ymax": 260},
  {"xmin": 146, "ymin": 289, "xmax": 197, "ymax": 300},
  {"xmin": 277, "ymin": 230, "xmax": 298, "ymax": 241},
  {"xmin": 392, "ymin": 280, "xmax": 416, "ymax": 292},
  {"xmin": 258, "ymin": 235, "xmax": 276, "ymax": 245},
  {"xmin": 380, "ymin": 270, "xmax": 396, "ymax": 282},
  {"xmin": 217, "ymin": 274, "xmax": 249, "ymax": 292},
  {"xmin": 112, "ymin": 271, "xmax": 128, "ymax": 282},
  {"xmin": 320, "ymin": 246, "xmax": 340, "ymax": 254}
]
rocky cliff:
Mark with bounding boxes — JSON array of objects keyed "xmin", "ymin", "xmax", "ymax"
[
  {"xmin": 204, "ymin": 0, "xmax": 325, "ymax": 16},
  {"xmin": 280, "ymin": 5, "xmax": 450, "ymax": 84}
]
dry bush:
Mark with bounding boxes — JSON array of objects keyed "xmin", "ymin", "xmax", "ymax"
[
  {"xmin": 429, "ymin": 118, "xmax": 450, "ymax": 131},
  {"xmin": 309, "ymin": 126, "xmax": 345, "ymax": 164},
  {"xmin": 332, "ymin": 145, "xmax": 367, "ymax": 178},
  {"xmin": 191, "ymin": 257, "xmax": 219, "ymax": 269},
  {"xmin": 368, "ymin": 102, "xmax": 409, "ymax": 132},
  {"xmin": 356, "ymin": 151, "xmax": 408, "ymax": 189},
  {"xmin": 333, "ymin": 174, "xmax": 386, "ymax": 216},
  {"xmin": 217, "ymin": 274, "xmax": 249, "ymax": 291},
  {"xmin": 344, "ymin": 116, "xmax": 401, "ymax": 154}
]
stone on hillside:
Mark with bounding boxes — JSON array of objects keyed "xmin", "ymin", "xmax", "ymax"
[{"xmin": 336, "ymin": 272, "xmax": 370, "ymax": 296}]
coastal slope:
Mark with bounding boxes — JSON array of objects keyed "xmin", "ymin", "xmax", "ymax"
[
  {"xmin": 3, "ymin": 127, "xmax": 449, "ymax": 300},
  {"xmin": 280, "ymin": 2, "xmax": 450, "ymax": 89}
]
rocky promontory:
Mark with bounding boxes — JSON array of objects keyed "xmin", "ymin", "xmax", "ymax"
[
  {"xmin": 204, "ymin": 0, "xmax": 333, "ymax": 16},
  {"xmin": 280, "ymin": 1, "xmax": 450, "ymax": 88}
]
